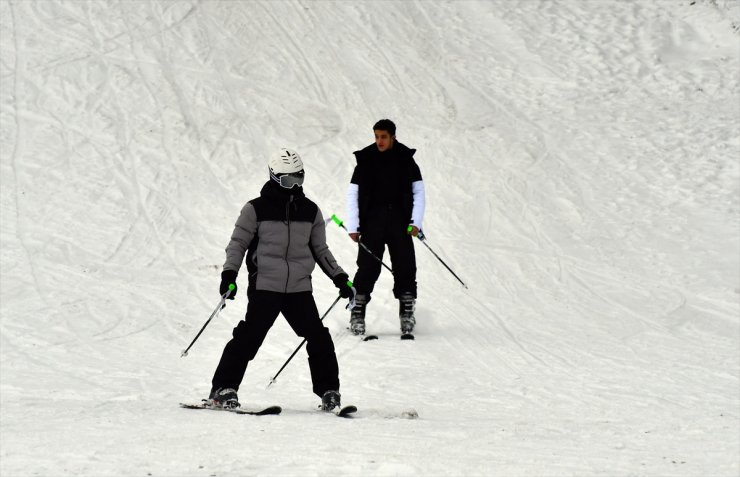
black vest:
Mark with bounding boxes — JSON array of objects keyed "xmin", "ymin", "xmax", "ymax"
[{"xmin": 352, "ymin": 141, "xmax": 420, "ymax": 226}]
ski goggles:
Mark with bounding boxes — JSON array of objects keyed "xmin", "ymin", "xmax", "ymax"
[{"xmin": 272, "ymin": 170, "xmax": 305, "ymax": 189}]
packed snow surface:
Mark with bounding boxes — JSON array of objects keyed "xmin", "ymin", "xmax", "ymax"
[{"xmin": 1, "ymin": 1, "xmax": 738, "ymax": 476}]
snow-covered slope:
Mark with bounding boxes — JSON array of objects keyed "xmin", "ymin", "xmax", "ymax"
[{"xmin": 1, "ymin": 1, "xmax": 738, "ymax": 475}]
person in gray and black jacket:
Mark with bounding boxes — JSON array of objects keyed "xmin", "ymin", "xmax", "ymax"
[{"xmin": 208, "ymin": 149, "xmax": 353, "ymax": 413}]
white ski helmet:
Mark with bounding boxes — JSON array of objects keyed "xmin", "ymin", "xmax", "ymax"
[{"xmin": 268, "ymin": 148, "xmax": 305, "ymax": 188}]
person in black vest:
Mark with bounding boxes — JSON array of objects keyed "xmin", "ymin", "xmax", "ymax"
[{"xmin": 344, "ymin": 119, "xmax": 426, "ymax": 335}]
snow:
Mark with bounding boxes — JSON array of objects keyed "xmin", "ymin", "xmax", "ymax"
[{"xmin": 1, "ymin": 0, "xmax": 738, "ymax": 475}]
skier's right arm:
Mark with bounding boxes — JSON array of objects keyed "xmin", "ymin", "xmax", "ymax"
[{"xmin": 220, "ymin": 203, "xmax": 258, "ymax": 299}]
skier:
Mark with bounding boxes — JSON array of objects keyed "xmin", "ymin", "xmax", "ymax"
[
  {"xmin": 344, "ymin": 119, "xmax": 425, "ymax": 336},
  {"xmin": 208, "ymin": 148, "xmax": 354, "ymax": 412}
]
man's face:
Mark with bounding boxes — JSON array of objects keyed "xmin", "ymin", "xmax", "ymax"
[{"xmin": 374, "ymin": 130, "xmax": 395, "ymax": 152}]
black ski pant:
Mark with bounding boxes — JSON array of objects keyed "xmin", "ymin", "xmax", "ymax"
[
  {"xmin": 211, "ymin": 290, "xmax": 339, "ymax": 398},
  {"xmin": 353, "ymin": 209, "xmax": 417, "ymax": 299}
]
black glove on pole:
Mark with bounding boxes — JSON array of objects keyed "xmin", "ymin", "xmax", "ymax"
[
  {"xmin": 220, "ymin": 270, "xmax": 238, "ymax": 299},
  {"xmin": 332, "ymin": 273, "xmax": 353, "ymax": 298}
]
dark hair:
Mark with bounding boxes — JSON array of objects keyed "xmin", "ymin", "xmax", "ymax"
[{"xmin": 373, "ymin": 119, "xmax": 396, "ymax": 136}]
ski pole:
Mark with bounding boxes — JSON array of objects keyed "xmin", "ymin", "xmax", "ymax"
[
  {"xmin": 181, "ymin": 284, "xmax": 235, "ymax": 357},
  {"xmin": 330, "ymin": 214, "xmax": 393, "ymax": 273},
  {"xmin": 267, "ymin": 295, "xmax": 342, "ymax": 388},
  {"xmin": 412, "ymin": 228, "xmax": 468, "ymax": 289}
]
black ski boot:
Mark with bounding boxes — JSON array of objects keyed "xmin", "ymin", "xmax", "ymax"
[
  {"xmin": 208, "ymin": 387, "xmax": 240, "ymax": 409},
  {"xmin": 399, "ymin": 293, "xmax": 416, "ymax": 334},
  {"xmin": 321, "ymin": 390, "xmax": 341, "ymax": 411},
  {"xmin": 349, "ymin": 294, "xmax": 369, "ymax": 335}
]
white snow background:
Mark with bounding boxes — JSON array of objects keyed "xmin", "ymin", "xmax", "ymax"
[{"xmin": 1, "ymin": 1, "xmax": 739, "ymax": 476}]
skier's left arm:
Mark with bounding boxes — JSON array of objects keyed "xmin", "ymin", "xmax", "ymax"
[
  {"xmin": 409, "ymin": 160, "xmax": 425, "ymax": 234},
  {"xmin": 310, "ymin": 208, "xmax": 347, "ymax": 279},
  {"xmin": 310, "ymin": 208, "xmax": 353, "ymax": 298}
]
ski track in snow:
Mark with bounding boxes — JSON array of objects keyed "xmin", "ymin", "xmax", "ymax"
[{"xmin": 1, "ymin": 1, "xmax": 738, "ymax": 476}]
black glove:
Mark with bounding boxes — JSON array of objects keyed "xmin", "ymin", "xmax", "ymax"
[
  {"xmin": 332, "ymin": 273, "xmax": 353, "ymax": 299},
  {"xmin": 220, "ymin": 270, "xmax": 238, "ymax": 300}
]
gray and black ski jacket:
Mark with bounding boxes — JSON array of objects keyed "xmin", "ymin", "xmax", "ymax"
[{"xmin": 223, "ymin": 181, "xmax": 346, "ymax": 293}]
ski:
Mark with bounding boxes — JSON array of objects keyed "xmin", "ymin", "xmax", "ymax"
[
  {"xmin": 180, "ymin": 402, "xmax": 282, "ymax": 416},
  {"xmin": 360, "ymin": 333, "xmax": 415, "ymax": 340},
  {"xmin": 336, "ymin": 405, "xmax": 357, "ymax": 418}
]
